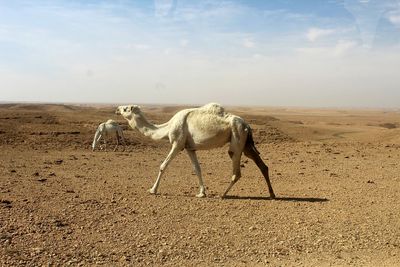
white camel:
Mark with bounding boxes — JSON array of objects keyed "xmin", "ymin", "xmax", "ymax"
[
  {"xmin": 115, "ymin": 103, "xmax": 275, "ymax": 198},
  {"xmin": 92, "ymin": 119, "xmax": 126, "ymax": 152}
]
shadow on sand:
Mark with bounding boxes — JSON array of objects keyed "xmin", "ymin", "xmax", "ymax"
[{"xmin": 223, "ymin": 195, "xmax": 329, "ymax": 203}]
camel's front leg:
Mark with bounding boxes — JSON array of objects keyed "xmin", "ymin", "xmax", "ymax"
[
  {"xmin": 94, "ymin": 134, "xmax": 103, "ymax": 151},
  {"xmin": 93, "ymin": 133, "xmax": 102, "ymax": 151},
  {"xmin": 149, "ymin": 143, "xmax": 181, "ymax": 195},
  {"xmin": 186, "ymin": 149, "xmax": 206, "ymax": 198}
]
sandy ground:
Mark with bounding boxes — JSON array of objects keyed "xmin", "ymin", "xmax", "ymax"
[{"xmin": 1, "ymin": 103, "xmax": 400, "ymax": 266}]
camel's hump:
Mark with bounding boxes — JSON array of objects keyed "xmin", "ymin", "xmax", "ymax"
[{"xmin": 198, "ymin": 103, "xmax": 225, "ymax": 116}]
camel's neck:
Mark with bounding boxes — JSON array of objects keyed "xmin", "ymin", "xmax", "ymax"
[{"xmin": 127, "ymin": 112, "xmax": 169, "ymax": 141}]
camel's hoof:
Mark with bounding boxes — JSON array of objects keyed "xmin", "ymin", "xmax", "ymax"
[
  {"xmin": 196, "ymin": 193, "xmax": 206, "ymax": 198},
  {"xmin": 149, "ymin": 188, "xmax": 157, "ymax": 195}
]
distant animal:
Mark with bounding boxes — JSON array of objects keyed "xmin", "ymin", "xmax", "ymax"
[
  {"xmin": 92, "ymin": 119, "xmax": 126, "ymax": 152},
  {"xmin": 115, "ymin": 103, "xmax": 275, "ymax": 198}
]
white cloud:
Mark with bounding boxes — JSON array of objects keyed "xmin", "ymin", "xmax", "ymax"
[
  {"xmin": 262, "ymin": 9, "xmax": 313, "ymax": 21},
  {"xmin": 387, "ymin": 10, "xmax": 400, "ymax": 27},
  {"xmin": 243, "ymin": 38, "xmax": 255, "ymax": 48},
  {"xmin": 306, "ymin": 28, "xmax": 336, "ymax": 42},
  {"xmin": 0, "ymin": 25, "xmax": 9, "ymax": 36},
  {"xmin": 343, "ymin": 0, "xmax": 393, "ymax": 47},
  {"xmin": 164, "ymin": 48, "xmax": 171, "ymax": 55},
  {"xmin": 154, "ymin": 0, "xmax": 175, "ymax": 17},
  {"xmin": 297, "ymin": 40, "xmax": 358, "ymax": 57},
  {"xmin": 180, "ymin": 39, "xmax": 189, "ymax": 47},
  {"xmin": 252, "ymin": 54, "xmax": 264, "ymax": 59},
  {"xmin": 133, "ymin": 44, "xmax": 150, "ymax": 50},
  {"xmin": 390, "ymin": 14, "xmax": 400, "ymax": 25},
  {"xmin": 119, "ymin": 43, "xmax": 150, "ymax": 51},
  {"xmin": 334, "ymin": 40, "xmax": 357, "ymax": 56},
  {"xmin": 173, "ymin": 1, "xmax": 248, "ymax": 22}
]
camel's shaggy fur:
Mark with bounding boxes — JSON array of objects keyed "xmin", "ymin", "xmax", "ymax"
[
  {"xmin": 92, "ymin": 119, "xmax": 125, "ymax": 152},
  {"xmin": 116, "ymin": 103, "xmax": 275, "ymax": 198}
]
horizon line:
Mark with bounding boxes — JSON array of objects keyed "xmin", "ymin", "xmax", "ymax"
[{"xmin": 0, "ymin": 100, "xmax": 399, "ymax": 111}]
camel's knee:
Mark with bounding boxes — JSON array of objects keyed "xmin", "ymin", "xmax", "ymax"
[
  {"xmin": 159, "ymin": 161, "xmax": 170, "ymax": 173},
  {"xmin": 159, "ymin": 165, "xmax": 166, "ymax": 173}
]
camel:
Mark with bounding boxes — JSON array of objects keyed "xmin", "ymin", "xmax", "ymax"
[
  {"xmin": 115, "ymin": 103, "xmax": 275, "ymax": 198},
  {"xmin": 92, "ymin": 119, "xmax": 126, "ymax": 152}
]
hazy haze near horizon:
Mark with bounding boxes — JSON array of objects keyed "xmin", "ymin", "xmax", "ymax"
[{"xmin": 1, "ymin": 0, "xmax": 400, "ymax": 108}]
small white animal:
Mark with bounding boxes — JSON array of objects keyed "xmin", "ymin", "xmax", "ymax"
[{"xmin": 92, "ymin": 119, "xmax": 126, "ymax": 151}]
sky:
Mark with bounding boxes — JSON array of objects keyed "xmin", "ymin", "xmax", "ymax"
[{"xmin": 1, "ymin": 0, "xmax": 400, "ymax": 108}]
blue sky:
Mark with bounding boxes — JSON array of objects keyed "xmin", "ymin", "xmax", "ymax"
[{"xmin": 1, "ymin": 0, "xmax": 400, "ymax": 107}]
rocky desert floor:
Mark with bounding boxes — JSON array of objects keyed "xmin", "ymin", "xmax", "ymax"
[{"xmin": 1, "ymin": 103, "xmax": 400, "ymax": 266}]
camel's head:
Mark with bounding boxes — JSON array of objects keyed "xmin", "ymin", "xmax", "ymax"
[{"xmin": 115, "ymin": 105, "xmax": 141, "ymax": 119}]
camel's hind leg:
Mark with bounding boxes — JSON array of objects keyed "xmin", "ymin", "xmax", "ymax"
[
  {"xmin": 118, "ymin": 128, "xmax": 126, "ymax": 152},
  {"xmin": 102, "ymin": 133, "xmax": 108, "ymax": 151},
  {"xmin": 186, "ymin": 149, "xmax": 206, "ymax": 198},
  {"xmin": 149, "ymin": 143, "xmax": 181, "ymax": 195},
  {"xmin": 243, "ymin": 141, "xmax": 276, "ymax": 198},
  {"xmin": 222, "ymin": 123, "xmax": 247, "ymax": 198},
  {"xmin": 222, "ymin": 149, "xmax": 242, "ymax": 198},
  {"xmin": 113, "ymin": 132, "xmax": 119, "ymax": 152}
]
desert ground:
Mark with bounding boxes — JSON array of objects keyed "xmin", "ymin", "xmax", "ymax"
[{"xmin": 1, "ymin": 103, "xmax": 400, "ymax": 266}]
